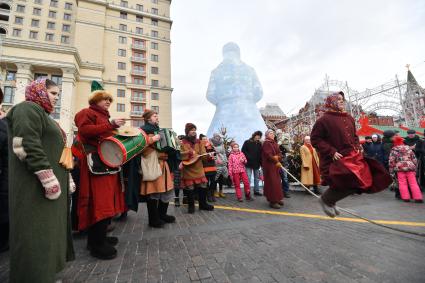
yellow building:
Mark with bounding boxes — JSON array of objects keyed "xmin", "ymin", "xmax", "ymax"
[{"xmin": 0, "ymin": 0, "xmax": 172, "ymax": 134}]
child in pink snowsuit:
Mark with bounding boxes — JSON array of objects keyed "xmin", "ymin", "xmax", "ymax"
[
  {"xmin": 389, "ymin": 136, "xmax": 423, "ymax": 203},
  {"xmin": 228, "ymin": 143, "xmax": 252, "ymax": 202}
]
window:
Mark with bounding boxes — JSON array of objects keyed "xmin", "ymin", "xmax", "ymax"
[
  {"xmin": 29, "ymin": 31, "xmax": 38, "ymax": 39},
  {"xmin": 50, "ymin": 0, "xmax": 58, "ymax": 8},
  {"xmin": 132, "ymin": 90, "xmax": 144, "ymax": 99},
  {"xmin": 151, "ymin": 54, "xmax": 158, "ymax": 62},
  {"xmin": 152, "ymin": 0, "xmax": 158, "ymax": 4},
  {"xmin": 133, "ymin": 77, "xmax": 144, "ymax": 85},
  {"xmin": 65, "ymin": 2, "xmax": 72, "ymax": 10},
  {"xmin": 117, "ymin": 76, "xmax": 126, "ymax": 83},
  {"xmin": 151, "ymin": 80, "xmax": 159, "ymax": 87},
  {"xmin": 136, "ymin": 27, "xmax": 143, "ymax": 34},
  {"xmin": 117, "ymin": 104, "xmax": 125, "ymax": 112},
  {"xmin": 45, "ymin": 33, "xmax": 54, "ymax": 41},
  {"xmin": 151, "ymin": 42, "xmax": 158, "ymax": 50},
  {"xmin": 118, "ymin": 62, "xmax": 126, "ymax": 70},
  {"xmin": 12, "ymin": 29, "xmax": 21, "ymax": 37},
  {"xmin": 61, "ymin": 35, "xmax": 70, "ymax": 44},
  {"xmin": 120, "ymin": 1, "xmax": 128, "ymax": 8},
  {"xmin": 51, "ymin": 75, "xmax": 62, "ymax": 85},
  {"xmin": 34, "ymin": 0, "xmax": 43, "ymax": 4},
  {"xmin": 15, "ymin": 17, "xmax": 23, "ymax": 25},
  {"xmin": 34, "ymin": 73, "xmax": 48, "ymax": 80},
  {"xmin": 117, "ymin": 89, "xmax": 125, "ymax": 97},
  {"xmin": 132, "ymin": 120, "xmax": 144, "ymax": 127},
  {"xmin": 31, "ymin": 19, "xmax": 40, "ymax": 27},
  {"xmin": 151, "ymin": 8, "xmax": 158, "ymax": 15},
  {"xmin": 47, "ymin": 22, "xmax": 55, "ymax": 29},
  {"xmin": 118, "ymin": 49, "xmax": 126, "ymax": 56},
  {"xmin": 151, "ymin": 67, "xmax": 159, "ymax": 74},
  {"xmin": 62, "ymin": 24, "xmax": 70, "ymax": 32},
  {"xmin": 119, "ymin": 24, "xmax": 127, "ymax": 31},
  {"xmin": 118, "ymin": 36, "xmax": 127, "ymax": 44},
  {"xmin": 151, "ymin": 106, "xmax": 159, "ymax": 113},
  {"xmin": 6, "ymin": 71, "xmax": 16, "ymax": 81},
  {"xmin": 3, "ymin": 87, "xmax": 15, "ymax": 104},
  {"xmin": 33, "ymin": 8, "xmax": 41, "ymax": 16},
  {"xmin": 136, "ymin": 15, "xmax": 143, "ymax": 23},
  {"xmin": 151, "ymin": 30, "xmax": 158, "ymax": 37},
  {"xmin": 16, "ymin": 5, "xmax": 25, "ymax": 13},
  {"xmin": 48, "ymin": 11, "xmax": 56, "ymax": 18},
  {"xmin": 151, "ymin": 92, "xmax": 159, "ymax": 100},
  {"xmin": 63, "ymin": 13, "xmax": 71, "ymax": 21},
  {"xmin": 120, "ymin": 12, "xmax": 127, "ymax": 19},
  {"xmin": 136, "ymin": 4, "xmax": 143, "ymax": 11},
  {"xmin": 151, "ymin": 19, "xmax": 158, "ymax": 26}
]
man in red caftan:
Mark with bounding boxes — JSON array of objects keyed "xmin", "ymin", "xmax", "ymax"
[{"xmin": 311, "ymin": 92, "xmax": 392, "ymax": 217}]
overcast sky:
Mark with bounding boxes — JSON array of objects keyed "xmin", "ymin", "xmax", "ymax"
[{"xmin": 170, "ymin": 0, "xmax": 425, "ymax": 135}]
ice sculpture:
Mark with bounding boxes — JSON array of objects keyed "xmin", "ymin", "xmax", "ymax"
[{"xmin": 206, "ymin": 42, "xmax": 267, "ymax": 145}]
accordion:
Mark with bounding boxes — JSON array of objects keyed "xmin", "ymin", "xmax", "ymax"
[{"xmin": 155, "ymin": 128, "xmax": 180, "ymax": 152}]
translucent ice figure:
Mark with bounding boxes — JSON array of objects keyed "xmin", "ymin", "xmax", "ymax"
[{"xmin": 206, "ymin": 42, "xmax": 267, "ymax": 145}]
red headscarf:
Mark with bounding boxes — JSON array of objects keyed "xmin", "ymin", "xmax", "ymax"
[
  {"xmin": 392, "ymin": 136, "xmax": 404, "ymax": 146},
  {"xmin": 25, "ymin": 78, "xmax": 54, "ymax": 113},
  {"xmin": 324, "ymin": 91, "xmax": 345, "ymax": 113}
]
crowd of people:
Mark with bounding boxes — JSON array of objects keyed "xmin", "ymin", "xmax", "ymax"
[{"xmin": 0, "ymin": 81, "xmax": 424, "ymax": 282}]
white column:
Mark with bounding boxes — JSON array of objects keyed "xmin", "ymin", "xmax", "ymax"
[
  {"xmin": 14, "ymin": 63, "xmax": 33, "ymax": 104},
  {"xmin": 59, "ymin": 68, "xmax": 76, "ymax": 140}
]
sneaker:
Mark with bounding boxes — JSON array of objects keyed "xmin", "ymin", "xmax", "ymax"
[
  {"xmin": 174, "ymin": 198, "xmax": 180, "ymax": 207},
  {"xmin": 219, "ymin": 192, "xmax": 226, "ymax": 198},
  {"xmin": 254, "ymin": 191, "xmax": 262, "ymax": 196},
  {"xmin": 245, "ymin": 196, "xmax": 254, "ymax": 201},
  {"xmin": 284, "ymin": 192, "xmax": 291, "ymax": 198},
  {"xmin": 237, "ymin": 198, "xmax": 243, "ymax": 202},
  {"xmin": 214, "ymin": 191, "xmax": 220, "ymax": 198},
  {"xmin": 269, "ymin": 202, "xmax": 281, "ymax": 209},
  {"xmin": 277, "ymin": 200, "xmax": 284, "ymax": 206},
  {"xmin": 319, "ymin": 197, "xmax": 336, "ymax": 218}
]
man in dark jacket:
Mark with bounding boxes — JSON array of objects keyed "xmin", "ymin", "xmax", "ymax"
[
  {"xmin": 367, "ymin": 134, "xmax": 385, "ymax": 165},
  {"xmin": 404, "ymin": 129, "xmax": 421, "ymax": 158},
  {"xmin": 0, "ymin": 88, "xmax": 9, "ymax": 252},
  {"xmin": 242, "ymin": 131, "xmax": 263, "ymax": 196}
]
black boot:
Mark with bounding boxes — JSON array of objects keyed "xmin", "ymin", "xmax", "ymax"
[
  {"xmin": 199, "ymin": 189, "xmax": 214, "ymax": 211},
  {"xmin": 159, "ymin": 201, "xmax": 176, "ymax": 223},
  {"xmin": 174, "ymin": 197, "xmax": 180, "ymax": 207},
  {"xmin": 147, "ymin": 198, "xmax": 165, "ymax": 228},
  {"xmin": 313, "ymin": 186, "xmax": 321, "ymax": 195},
  {"xmin": 187, "ymin": 190, "xmax": 195, "ymax": 214},
  {"xmin": 88, "ymin": 219, "xmax": 117, "ymax": 260}
]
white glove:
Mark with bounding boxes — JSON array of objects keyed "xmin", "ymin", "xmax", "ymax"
[
  {"xmin": 69, "ymin": 173, "xmax": 76, "ymax": 194},
  {"xmin": 35, "ymin": 169, "xmax": 61, "ymax": 200}
]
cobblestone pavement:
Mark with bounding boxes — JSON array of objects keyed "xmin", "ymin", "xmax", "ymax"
[{"xmin": 1, "ymin": 188, "xmax": 425, "ymax": 282}]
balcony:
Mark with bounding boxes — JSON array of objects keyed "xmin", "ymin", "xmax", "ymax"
[
  {"xmin": 130, "ymin": 111, "xmax": 143, "ymax": 117},
  {"xmin": 130, "ymin": 57, "xmax": 147, "ymax": 64},
  {"xmin": 131, "ymin": 96, "xmax": 146, "ymax": 103},
  {"xmin": 131, "ymin": 69, "xmax": 146, "ymax": 76},
  {"xmin": 131, "ymin": 43, "xmax": 146, "ymax": 51}
]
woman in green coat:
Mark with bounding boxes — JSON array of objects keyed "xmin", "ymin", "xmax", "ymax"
[{"xmin": 6, "ymin": 78, "xmax": 75, "ymax": 283}]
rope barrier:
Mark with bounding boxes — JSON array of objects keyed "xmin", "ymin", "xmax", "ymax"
[{"xmin": 280, "ymin": 166, "xmax": 425, "ymax": 237}]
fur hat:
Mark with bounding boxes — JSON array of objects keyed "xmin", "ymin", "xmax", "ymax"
[
  {"xmin": 407, "ymin": 129, "xmax": 416, "ymax": 134},
  {"xmin": 142, "ymin": 109, "xmax": 157, "ymax": 121},
  {"xmin": 88, "ymin": 90, "xmax": 113, "ymax": 105},
  {"xmin": 185, "ymin": 123, "xmax": 196, "ymax": 135}
]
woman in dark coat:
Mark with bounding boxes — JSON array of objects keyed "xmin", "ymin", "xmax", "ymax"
[
  {"xmin": 0, "ymin": 88, "xmax": 9, "ymax": 253},
  {"xmin": 6, "ymin": 79, "xmax": 75, "ymax": 282},
  {"xmin": 311, "ymin": 92, "xmax": 391, "ymax": 217},
  {"xmin": 261, "ymin": 129, "xmax": 283, "ymax": 208},
  {"xmin": 74, "ymin": 87, "xmax": 126, "ymax": 260}
]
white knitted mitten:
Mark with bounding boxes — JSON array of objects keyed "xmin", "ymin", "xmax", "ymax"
[
  {"xmin": 69, "ymin": 173, "xmax": 76, "ymax": 194},
  {"xmin": 35, "ymin": 169, "xmax": 61, "ymax": 200}
]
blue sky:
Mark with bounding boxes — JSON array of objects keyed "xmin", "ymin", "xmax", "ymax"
[{"xmin": 170, "ymin": 0, "xmax": 425, "ymax": 135}]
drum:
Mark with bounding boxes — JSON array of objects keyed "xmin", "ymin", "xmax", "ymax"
[
  {"xmin": 99, "ymin": 129, "xmax": 148, "ymax": 167},
  {"xmin": 155, "ymin": 128, "xmax": 180, "ymax": 152}
]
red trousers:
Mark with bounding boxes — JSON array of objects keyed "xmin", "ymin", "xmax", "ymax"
[
  {"xmin": 232, "ymin": 172, "xmax": 250, "ymax": 199},
  {"xmin": 397, "ymin": 171, "xmax": 423, "ymax": 201}
]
